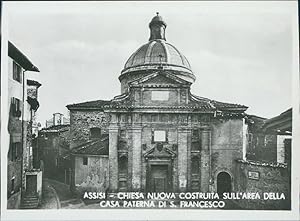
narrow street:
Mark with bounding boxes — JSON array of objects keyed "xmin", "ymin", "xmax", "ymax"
[
  {"xmin": 39, "ymin": 179, "xmax": 60, "ymax": 209},
  {"xmin": 44, "ymin": 178, "xmax": 84, "ymax": 209}
]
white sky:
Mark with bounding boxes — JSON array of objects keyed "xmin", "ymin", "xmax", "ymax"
[{"xmin": 5, "ymin": 1, "xmax": 295, "ymax": 126}]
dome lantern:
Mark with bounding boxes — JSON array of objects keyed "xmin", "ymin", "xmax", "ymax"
[{"xmin": 149, "ymin": 12, "xmax": 167, "ymax": 41}]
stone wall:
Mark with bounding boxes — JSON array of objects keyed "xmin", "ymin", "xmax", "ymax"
[
  {"xmin": 7, "ymin": 160, "xmax": 22, "ymax": 198},
  {"xmin": 210, "ymin": 119, "xmax": 244, "ymax": 192},
  {"xmin": 7, "ymin": 191, "xmax": 21, "ymax": 209},
  {"xmin": 74, "ymin": 155, "xmax": 109, "ymax": 194},
  {"xmin": 70, "ymin": 110, "xmax": 110, "ymax": 148},
  {"xmin": 235, "ymin": 160, "xmax": 290, "ymax": 210}
]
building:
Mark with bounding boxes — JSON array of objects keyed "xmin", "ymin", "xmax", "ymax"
[
  {"xmin": 261, "ymin": 108, "xmax": 292, "ymax": 165},
  {"xmin": 67, "ymin": 14, "xmax": 250, "ymax": 194},
  {"xmin": 7, "ymin": 41, "xmax": 42, "ymax": 209},
  {"xmin": 235, "ymin": 108, "xmax": 292, "ymax": 209},
  {"xmin": 45, "ymin": 112, "xmax": 70, "ymax": 128},
  {"xmin": 38, "ymin": 114, "xmax": 71, "ymax": 184},
  {"xmin": 245, "ymin": 109, "xmax": 292, "ymax": 164}
]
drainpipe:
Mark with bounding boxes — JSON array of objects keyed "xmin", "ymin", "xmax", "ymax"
[{"xmin": 20, "ymin": 70, "xmax": 26, "ymax": 199}]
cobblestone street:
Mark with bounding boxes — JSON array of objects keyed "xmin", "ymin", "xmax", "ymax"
[
  {"xmin": 39, "ymin": 179, "xmax": 60, "ymax": 209},
  {"xmin": 44, "ymin": 179, "xmax": 84, "ymax": 209}
]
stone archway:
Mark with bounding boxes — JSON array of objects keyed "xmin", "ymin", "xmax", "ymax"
[{"xmin": 217, "ymin": 172, "xmax": 232, "ymax": 197}]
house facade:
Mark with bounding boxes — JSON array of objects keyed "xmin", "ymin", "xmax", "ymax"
[
  {"xmin": 38, "ymin": 116, "xmax": 71, "ymax": 183},
  {"xmin": 7, "ymin": 41, "xmax": 42, "ymax": 209},
  {"xmin": 67, "ymin": 14, "xmax": 250, "ymax": 194}
]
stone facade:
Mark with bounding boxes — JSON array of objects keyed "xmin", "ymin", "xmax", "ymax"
[
  {"xmin": 68, "ymin": 71, "xmax": 249, "ymax": 194},
  {"xmin": 67, "ymin": 14, "xmax": 250, "ymax": 194},
  {"xmin": 70, "ymin": 110, "xmax": 110, "ymax": 148}
]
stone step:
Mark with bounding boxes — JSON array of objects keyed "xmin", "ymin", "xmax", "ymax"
[
  {"xmin": 20, "ymin": 202, "xmax": 39, "ymax": 209},
  {"xmin": 20, "ymin": 205, "xmax": 39, "ymax": 209},
  {"xmin": 23, "ymin": 195, "xmax": 38, "ymax": 199},
  {"xmin": 21, "ymin": 195, "xmax": 39, "ymax": 209},
  {"xmin": 22, "ymin": 198, "xmax": 38, "ymax": 203}
]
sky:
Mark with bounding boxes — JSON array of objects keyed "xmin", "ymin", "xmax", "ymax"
[{"xmin": 4, "ymin": 1, "xmax": 296, "ymax": 126}]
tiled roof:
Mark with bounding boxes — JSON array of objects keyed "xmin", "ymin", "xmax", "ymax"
[
  {"xmin": 264, "ymin": 108, "xmax": 292, "ymax": 125},
  {"xmin": 67, "ymin": 100, "xmax": 112, "ymax": 109},
  {"xmin": 27, "ymin": 79, "xmax": 42, "ymax": 88},
  {"xmin": 190, "ymin": 94, "xmax": 248, "ymax": 110},
  {"xmin": 210, "ymin": 100, "xmax": 248, "ymax": 110},
  {"xmin": 67, "ymin": 94, "xmax": 247, "ymax": 112},
  {"xmin": 261, "ymin": 108, "xmax": 292, "ymax": 132},
  {"xmin": 72, "ymin": 136, "xmax": 109, "ymax": 155},
  {"xmin": 8, "ymin": 41, "xmax": 40, "ymax": 72},
  {"xmin": 40, "ymin": 124, "xmax": 70, "ymax": 132}
]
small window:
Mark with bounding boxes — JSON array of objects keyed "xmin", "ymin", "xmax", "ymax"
[
  {"xmin": 90, "ymin": 128, "xmax": 101, "ymax": 139},
  {"xmin": 13, "ymin": 61, "xmax": 22, "ymax": 83},
  {"xmin": 11, "ymin": 97, "xmax": 21, "ymax": 118},
  {"xmin": 83, "ymin": 157, "xmax": 88, "ymax": 165},
  {"xmin": 153, "ymin": 130, "xmax": 167, "ymax": 142},
  {"xmin": 151, "ymin": 91, "xmax": 169, "ymax": 101}
]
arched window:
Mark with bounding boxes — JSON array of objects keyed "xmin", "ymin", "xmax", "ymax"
[{"xmin": 90, "ymin": 127, "xmax": 101, "ymax": 139}]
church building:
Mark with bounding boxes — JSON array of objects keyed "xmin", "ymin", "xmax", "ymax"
[{"xmin": 67, "ymin": 13, "xmax": 249, "ymax": 194}]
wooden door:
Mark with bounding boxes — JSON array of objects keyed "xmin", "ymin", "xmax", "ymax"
[
  {"xmin": 150, "ymin": 165, "xmax": 169, "ymax": 192},
  {"xmin": 26, "ymin": 175, "xmax": 37, "ymax": 195}
]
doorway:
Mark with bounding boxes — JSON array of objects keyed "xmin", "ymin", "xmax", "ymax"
[
  {"xmin": 26, "ymin": 175, "xmax": 37, "ymax": 195},
  {"xmin": 217, "ymin": 172, "xmax": 232, "ymax": 197},
  {"xmin": 148, "ymin": 165, "xmax": 170, "ymax": 192}
]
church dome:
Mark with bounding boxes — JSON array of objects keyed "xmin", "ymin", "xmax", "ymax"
[{"xmin": 120, "ymin": 13, "xmax": 196, "ymax": 84}]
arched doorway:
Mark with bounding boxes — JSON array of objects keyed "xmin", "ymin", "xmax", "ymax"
[{"xmin": 217, "ymin": 172, "xmax": 232, "ymax": 197}]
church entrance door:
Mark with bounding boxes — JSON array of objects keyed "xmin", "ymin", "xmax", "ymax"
[
  {"xmin": 146, "ymin": 161, "xmax": 172, "ymax": 192},
  {"xmin": 151, "ymin": 165, "xmax": 168, "ymax": 192}
]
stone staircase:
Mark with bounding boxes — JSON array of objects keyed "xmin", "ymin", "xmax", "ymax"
[{"xmin": 20, "ymin": 193, "xmax": 39, "ymax": 209}]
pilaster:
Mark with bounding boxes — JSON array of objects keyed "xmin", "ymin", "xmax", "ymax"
[
  {"xmin": 131, "ymin": 126, "xmax": 142, "ymax": 191},
  {"xmin": 200, "ymin": 128, "xmax": 211, "ymax": 192},
  {"xmin": 109, "ymin": 126, "xmax": 119, "ymax": 191},
  {"xmin": 177, "ymin": 127, "xmax": 188, "ymax": 192}
]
